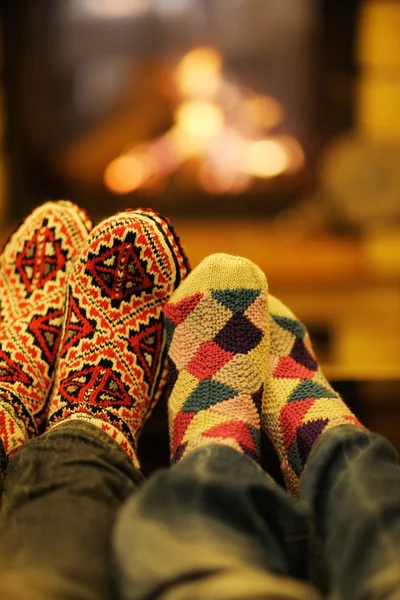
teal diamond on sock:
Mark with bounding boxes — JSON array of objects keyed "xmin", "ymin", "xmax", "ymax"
[
  {"xmin": 212, "ymin": 288, "xmax": 260, "ymax": 315},
  {"xmin": 272, "ymin": 315, "xmax": 306, "ymax": 339},
  {"xmin": 248, "ymin": 424, "xmax": 261, "ymax": 452},
  {"xmin": 288, "ymin": 380, "xmax": 337, "ymax": 403},
  {"xmin": 287, "ymin": 439, "xmax": 303, "ymax": 477},
  {"xmin": 164, "ymin": 317, "xmax": 175, "ymax": 349},
  {"xmin": 182, "ymin": 379, "xmax": 238, "ymax": 413}
]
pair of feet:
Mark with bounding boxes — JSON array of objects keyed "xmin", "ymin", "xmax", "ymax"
[
  {"xmin": 0, "ymin": 201, "xmax": 362, "ymax": 494},
  {"xmin": 0, "ymin": 202, "xmax": 189, "ymax": 470}
]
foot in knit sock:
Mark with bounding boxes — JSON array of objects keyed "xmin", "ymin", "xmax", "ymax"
[
  {"xmin": 47, "ymin": 209, "xmax": 190, "ymax": 467},
  {"xmin": 0, "ymin": 201, "xmax": 93, "ymax": 459},
  {"xmin": 163, "ymin": 253, "xmax": 268, "ymax": 464},
  {"xmin": 262, "ymin": 295, "xmax": 365, "ymax": 495}
]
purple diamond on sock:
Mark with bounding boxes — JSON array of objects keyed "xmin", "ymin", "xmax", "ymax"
[
  {"xmin": 296, "ymin": 418, "xmax": 329, "ymax": 466},
  {"xmin": 167, "ymin": 357, "xmax": 179, "ymax": 395},
  {"xmin": 214, "ymin": 313, "xmax": 262, "ymax": 354},
  {"xmin": 252, "ymin": 384, "xmax": 264, "ymax": 415},
  {"xmin": 290, "ymin": 338, "xmax": 317, "ymax": 371},
  {"xmin": 239, "ymin": 442, "xmax": 259, "ymax": 462},
  {"xmin": 173, "ymin": 441, "xmax": 188, "ymax": 463}
]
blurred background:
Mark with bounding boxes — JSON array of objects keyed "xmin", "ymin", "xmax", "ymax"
[{"xmin": 0, "ymin": 0, "xmax": 398, "ymax": 467}]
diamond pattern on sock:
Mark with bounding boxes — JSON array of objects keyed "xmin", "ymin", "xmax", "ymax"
[
  {"xmin": 28, "ymin": 308, "xmax": 64, "ymax": 365},
  {"xmin": 164, "ymin": 254, "xmax": 268, "ymax": 464},
  {"xmin": 60, "ymin": 296, "xmax": 96, "ymax": 358},
  {"xmin": 182, "ymin": 379, "xmax": 238, "ymax": 412},
  {"xmin": 0, "ymin": 348, "xmax": 33, "ymax": 387},
  {"xmin": 214, "ymin": 312, "xmax": 263, "ymax": 354},
  {"xmin": 128, "ymin": 319, "xmax": 164, "ymax": 386},
  {"xmin": 15, "ymin": 222, "xmax": 67, "ymax": 293},
  {"xmin": 59, "ymin": 360, "xmax": 135, "ymax": 408},
  {"xmin": 186, "ymin": 341, "xmax": 233, "ymax": 380},
  {"xmin": 211, "ymin": 288, "xmax": 260, "ymax": 314},
  {"xmin": 86, "ymin": 232, "xmax": 154, "ymax": 305},
  {"xmin": 0, "ymin": 201, "xmax": 93, "ymax": 460},
  {"xmin": 262, "ymin": 295, "xmax": 365, "ymax": 496},
  {"xmin": 47, "ymin": 209, "xmax": 190, "ymax": 465}
]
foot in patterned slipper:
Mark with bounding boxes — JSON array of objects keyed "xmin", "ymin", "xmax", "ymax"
[
  {"xmin": 163, "ymin": 253, "xmax": 268, "ymax": 464},
  {"xmin": 0, "ymin": 201, "xmax": 93, "ymax": 459},
  {"xmin": 46, "ymin": 209, "xmax": 190, "ymax": 466},
  {"xmin": 262, "ymin": 295, "xmax": 365, "ymax": 495}
]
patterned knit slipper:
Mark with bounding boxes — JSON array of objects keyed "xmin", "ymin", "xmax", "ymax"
[
  {"xmin": 0, "ymin": 201, "xmax": 93, "ymax": 458},
  {"xmin": 163, "ymin": 253, "xmax": 269, "ymax": 464},
  {"xmin": 47, "ymin": 209, "xmax": 190, "ymax": 466},
  {"xmin": 262, "ymin": 295, "xmax": 364, "ymax": 495}
]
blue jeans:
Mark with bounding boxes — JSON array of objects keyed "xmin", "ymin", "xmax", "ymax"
[{"xmin": 0, "ymin": 423, "xmax": 399, "ymax": 599}]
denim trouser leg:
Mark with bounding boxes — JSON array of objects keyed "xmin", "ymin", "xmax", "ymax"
[
  {"xmin": 2, "ymin": 421, "xmax": 399, "ymax": 600},
  {"xmin": 300, "ymin": 426, "xmax": 400, "ymax": 600},
  {"xmin": 114, "ymin": 444, "xmax": 318, "ymax": 600},
  {"xmin": 0, "ymin": 421, "xmax": 142, "ymax": 600}
]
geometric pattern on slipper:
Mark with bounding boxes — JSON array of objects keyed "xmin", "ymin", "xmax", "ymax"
[
  {"xmin": 163, "ymin": 253, "xmax": 268, "ymax": 464},
  {"xmin": 46, "ymin": 209, "xmax": 190, "ymax": 466},
  {"xmin": 0, "ymin": 201, "xmax": 93, "ymax": 459},
  {"xmin": 262, "ymin": 294, "xmax": 365, "ymax": 496}
]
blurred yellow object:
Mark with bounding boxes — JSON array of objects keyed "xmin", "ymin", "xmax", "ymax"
[
  {"xmin": 364, "ymin": 227, "xmax": 400, "ymax": 280},
  {"xmin": 246, "ymin": 139, "xmax": 290, "ymax": 178},
  {"xmin": 321, "ymin": 135, "xmax": 400, "ymax": 226},
  {"xmin": 176, "ymin": 47, "xmax": 223, "ymax": 99},
  {"xmin": 358, "ymin": 1, "xmax": 400, "ymax": 68},
  {"xmin": 175, "ymin": 100, "xmax": 223, "ymax": 145},
  {"xmin": 104, "ymin": 154, "xmax": 150, "ymax": 194},
  {"xmin": 357, "ymin": 75, "xmax": 400, "ymax": 141}
]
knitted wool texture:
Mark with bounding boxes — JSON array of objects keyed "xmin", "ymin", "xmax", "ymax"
[
  {"xmin": 262, "ymin": 295, "xmax": 364, "ymax": 495},
  {"xmin": 0, "ymin": 201, "xmax": 93, "ymax": 458},
  {"xmin": 163, "ymin": 253, "xmax": 268, "ymax": 463},
  {"xmin": 47, "ymin": 209, "xmax": 190, "ymax": 466}
]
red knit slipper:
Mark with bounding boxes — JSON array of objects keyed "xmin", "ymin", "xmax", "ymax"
[
  {"xmin": 0, "ymin": 201, "xmax": 93, "ymax": 458},
  {"xmin": 46, "ymin": 209, "xmax": 190, "ymax": 466}
]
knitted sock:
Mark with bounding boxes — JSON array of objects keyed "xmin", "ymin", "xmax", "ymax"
[
  {"xmin": 47, "ymin": 209, "xmax": 190, "ymax": 466},
  {"xmin": 0, "ymin": 201, "xmax": 93, "ymax": 459},
  {"xmin": 163, "ymin": 253, "xmax": 268, "ymax": 464},
  {"xmin": 262, "ymin": 295, "xmax": 365, "ymax": 495}
]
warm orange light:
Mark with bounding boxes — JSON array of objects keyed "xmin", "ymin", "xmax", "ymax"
[
  {"xmin": 176, "ymin": 47, "xmax": 223, "ymax": 99},
  {"xmin": 246, "ymin": 139, "xmax": 290, "ymax": 178},
  {"xmin": 166, "ymin": 126, "xmax": 202, "ymax": 159},
  {"xmin": 175, "ymin": 100, "xmax": 223, "ymax": 145},
  {"xmin": 242, "ymin": 95, "xmax": 284, "ymax": 130},
  {"xmin": 277, "ymin": 136, "xmax": 305, "ymax": 173},
  {"xmin": 76, "ymin": 0, "xmax": 150, "ymax": 19},
  {"xmin": 104, "ymin": 154, "xmax": 148, "ymax": 194},
  {"xmin": 198, "ymin": 161, "xmax": 252, "ymax": 195}
]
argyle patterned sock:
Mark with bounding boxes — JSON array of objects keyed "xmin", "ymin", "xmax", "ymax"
[
  {"xmin": 0, "ymin": 201, "xmax": 93, "ymax": 459},
  {"xmin": 163, "ymin": 253, "xmax": 268, "ymax": 464},
  {"xmin": 262, "ymin": 295, "xmax": 365, "ymax": 495},
  {"xmin": 47, "ymin": 209, "xmax": 190, "ymax": 467}
]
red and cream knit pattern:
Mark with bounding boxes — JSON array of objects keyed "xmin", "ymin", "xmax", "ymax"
[
  {"xmin": 163, "ymin": 253, "xmax": 269, "ymax": 464},
  {"xmin": 47, "ymin": 209, "xmax": 190, "ymax": 466},
  {"xmin": 262, "ymin": 295, "xmax": 364, "ymax": 495},
  {"xmin": 0, "ymin": 201, "xmax": 93, "ymax": 458}
]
